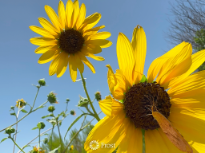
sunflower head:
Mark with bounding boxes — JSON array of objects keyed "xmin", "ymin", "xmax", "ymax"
[
  {"xmin": 16, "ymin": 99, "xmax": 26, "ymax": 108},
  {"xmin": 32, "ymin": 146, "xmax": 45, "ymax": 153},
  {"xmin": 30, "ymin": 0, "xmax": 112, "ymax": 81}
]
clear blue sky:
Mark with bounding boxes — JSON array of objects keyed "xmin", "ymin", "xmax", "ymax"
[{"xmin": 0, "ymin": 0, "xmax": 177, "ymax": 152}]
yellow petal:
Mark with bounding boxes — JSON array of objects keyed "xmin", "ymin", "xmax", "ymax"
[
  {"xmin": 29, "ymin": 26, "xmax": 55, "ymax": 38},
  {"xmin": 106, "ymin": 64, "xmax": 117, "ymax": 94},
  {"xmin": 84, "ymin": 111, "xmax": 128, "ymax": 153},
  {"xmin": 38, "ymin": 50, "xmax": 59, "ymax": 64},
  {"xmin": 117, "ymin": 33, "xmax": 134, "ymax": 86},
  {"xmin": 75, "ymin": 54, "xmax": 84, "ymax": 73},
  {"xmin": 71, "ymin": 0, "xmax": 79, "ymax": 28},
  {"xmin": 169, "ymin": 107, "xmax": 205, "ymax": 145},
  {"xmin": 78, "ymin": 52, "xmax": 95, "ymax": 73},
  {"xmin": 168, "ymin": 70, "xmax": 205, "ymax": 96},
  {"xmin": 156, "ymin": 43, "xmax": 192, "ymax": 89},
  {"xmin": 83, "ymin": 25, "xmax": 105, "ymax": 36},
  {"xmin": 30, "ymin": 37, "xmax": 57, "ymax": 46},
  {"xmin": 147, "ymin": 42, "xmax": 188, "ymax": 83},
  {"xmin": 38, "ymin": 17, "xmax": 58, "ymax": 36},
  {"xmin": 34, "ymin": 46, "xmax": 58, "ymax": 54},
  {"xmin": 169, "ymin": 49, "xmax": 205, "ymax": 88},
  {"xmin": 76, "ymin": 3, "xmax": 86, "ymax": 30},
  {"xmin": 49, "ymin": 54, "xmax": 61, "ymax": 75},
  {"xmin": 80, "ymin": 13, "xmax": 101, "ymax": 32},
  {"xmin": 99, "ymin": 95, "xmax": 124, "ymax": 117},
  {"xmin": 85, "ymin": 40, "xmax": 112, "ymax": 48},
  {"xmin": 58, "ymin": 0, "xmax": 66, "ymax": 30},
  {"xmin": 82, "ymin": 43, "xmax": 102, "ymax": 54},
  {"xmin": 90, "ymin": 32, "xmax": 111, "ymax": 40},
  {"xmin": 65, "ymin": 0, "xmax": 73, "ymax": 28},
  {"xmin": 85, "ymin": 53, "xmax": 105, "ymax": 61},
  {"xmin": 131, "ymin": 25, "xmax": 147, "ymax": 84},
  {"xmin": 44, "ymin": 5, "xmax": 61, "ymax": 31},
  {"xmin": 68, "ymin": 55, "xmax": 78, "ymax": 82},
  {"xmin": 57, "ymin": 52, "xmax": 69, "ymax": 77}
]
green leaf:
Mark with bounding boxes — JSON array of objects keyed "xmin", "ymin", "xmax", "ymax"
[
  {"xmin": 42, "ymin": 115, "xmax": 50, "ymax": 119},
  {"xmin": 10, "ymin": 113, "xmax": 16, "ymax": 116},
  {"xmin": 139, "ymin": 75, "xmax": 148, "ymax": 83},
  {"xmin": 0, "ymin": 138, "xmax": 7, "ymax": 143},
  {"xmin": 32, "ymin": 127, "xmax": 38, "ymax": 130},
  {"xmin": 64, "ymin": 113, "xmax": 88, "ymax": 140},
  {"xmin": 21, "ymin": 109, "xmax": 28, "ymax": 113},
  {"xmin": 49, "ymin": 145, "xmax": 61, "ymax": 153}
]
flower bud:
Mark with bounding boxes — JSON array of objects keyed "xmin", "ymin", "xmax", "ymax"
[
  {"xmin": 47, "ymin": 92, "xmax": 58, "ymax": 104},
  {"xmin": 77, "ymin": 96, "xmax": 88, "ymax": 107},
  {"xmin": 38, "ymin": 78, "xmax": 46, "ymax": 86},
  {"xmin": 5, "ymin": 127, "xmax": 15, "ymax": 134},
  {"xmin": 48, "ymin": 105, "xmax": 55, "ymax": 112},
  {"xmin": 16, "ymin": 99, "xmax": 26, "ymax": 108},
  {"xmin": 37, "ymin": 122, "xmax": 45, "ymax": 129},
  {"xmin": 66, "ymin": 98, "xmax": 70, "ymax": 103},
  {"xmin": 70, "ymin": 110, "xmax": 76, "ymax": 116},
  {"xmin": 95, "ymin": 91, "xmax": 102, "ymax": 101},
  {"xmin": 43, "ymin": 138, "xmax": 48, "ymax": 144}
]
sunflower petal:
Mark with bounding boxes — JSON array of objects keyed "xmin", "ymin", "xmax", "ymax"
[
  {"xmin": 106, "ymin": 64, "xmax": 117, "ymax": 94},
  {"xmin": 68, "ymin": 55, "xmax": 78, "ymax": 82},
  {"xmin": 71, "ymin": 0, "xmax": 79, "ymax": 28},
  {"xmin": 80, "ymin": 13, "xmax": 101, "ymax": 31},
  {"xmin": 34, "ymin": 46, "xmax": 58, "ymax": 54},
  {"xmin": 38, "ymin": 17, "xmax": 58, "ymax": 36},
  {"xmin": 78, "ymin": 53, "xmax": 95, "ymax": 73},
  {"xmin": 30, "ymin": 37, "xmax": 57, "ymax": 46},
  {"xmin": 90, "ymin": 32, "xmax": 111, "ymax": 40},
  {"xmin": 57, "ymin": 52, "xmax": 69, "ymax": 77},
  {"xmin": 82, "ymin": 43, "xmax": 102, "ymax": 54},
  {"xmin": 65, "ymin": 0, "xmax": 73, "ymax": 28},
  {"xmin": 49, "ymin": 54, "xmax": 61, "ymax": 75},
  {"xmin": 86, "ymin": 53, "xmax": 105, "ymax": 61},
  {"xmin": 75, "ymin": 54, "xmax": 84, "ymax": 73},
  {"xmin": 99, "ymin": 95, "xmax": 124, "ymax": 117},
  {"xmin": 131, "ymin": 25, "xmax": 147, "ymax": 84},
  {"xmin": 38, "ymin": 50, "xmax": 58, "ymax": 64},
  {"xmin": 83, "ymin": 25, "xmax": 105, "ymax": 36},
  {"xmin": 117, "ymin": 33, "xmax": 134, "ymax": 86},
  {"xmin": 44, "ymin": 5, "xmax": 61, "ymax": 31},
  {"xmin": 29, "ymin": 26, "xmax": 55, "ymax": 38},
  {"xmin": 76, "ymin": 3, "xmax": 86, "ymax": 30},
  {"xmin": 85, "ymin": 40, "xmax": 112, "ymax": 48},
  {"xmin": 147, "ymin": 42, "xmax": 188, "ymax": 83},
  {"xmin": 58, "ymin": 0, "xmax": 66, "ymax": 30}
]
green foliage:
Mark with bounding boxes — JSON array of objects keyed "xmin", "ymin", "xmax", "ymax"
[{"xmin": 193, "ymin": 29, "xmax": 205, "ymax": 71}]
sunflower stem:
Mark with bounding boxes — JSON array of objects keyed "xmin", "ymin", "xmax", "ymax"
[
  {"xmin": 80, "ymin": 73, "xmax": 100, "ymax": 121},
  {"xmin": 142, "ymin": 129, "xmax": 146, "ymax": 153},
  {"xmin": 9, "ymin": 136, "xmax": 26, "ymax": 153},
  {"xmin": 38, "ymin": 129, "xmax": 40, "ymax": 153}
]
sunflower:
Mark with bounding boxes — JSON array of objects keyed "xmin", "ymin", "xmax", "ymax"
[
  {"xmin": 16, "ymin": 99, "xmax": 26, "ymax": 108},
  {"xmin": 84, "ymin": 25, "xmax": 205, "ymax": 153},
  {"xmin": 32, "ymin": 146, "xmax": 45, "ymax": 153},
  {"xmin": 30, "ymin": 0, "xmax": 112, "ymax": 81}
]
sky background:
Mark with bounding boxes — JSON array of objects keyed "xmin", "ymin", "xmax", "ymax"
[{"xmin": 0, "ymin": 0, "xmax": 178, "ymax": 152}]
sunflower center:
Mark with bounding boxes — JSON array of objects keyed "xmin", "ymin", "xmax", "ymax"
[
  {"xmin": 58, "ymin": 28, "xmax": 84, "ymax": 54},
  {"xmin": 124, "ymin": 82, "xmax": 171, "ymax": 130}
]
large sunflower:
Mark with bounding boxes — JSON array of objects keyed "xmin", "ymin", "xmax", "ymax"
[
  {"xmin": 84, "ymin": 25, "xmax": 205, "ymax": 153},
  {"xmin": 30, "ymin": 0, "xmax": 112, "ymax": 81}
]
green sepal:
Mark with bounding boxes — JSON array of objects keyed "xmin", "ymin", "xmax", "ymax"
[
  {"xmin": 139, "ymin": 75, "xmax": 148, "ymax": 83},
  {"xmin": 119, "ymin": 99, "xmax": 124, "ymax": 103}
]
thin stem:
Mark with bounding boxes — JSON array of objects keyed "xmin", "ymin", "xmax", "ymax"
[
  {"xmin": 0, "ymin": 89, "xmax": 42, "ymax": 133},
  {"xmin": 62, "ymin": 111, "xmax": 102, "ymax": 153},
  {"xmin": 56, "ymin": 119, "xmax": 63, "ymax": 153},
  {"xmin": 10, "ymin": 137, "xmax": 26, "ymax": 153},
  {"xmin": 32, "ymin": 87, "xmax": 40, "ymax": 109},
  {"xmin": 38, "ymin": 129, "xmax": 40, "ymax": 153},
  {"xmin": 13, "ymin": 116, "xmax": 18, "ymax": 153},
  {"xmin": 50, "ymin": 126, "xmax": 54, "ymax": 151},
  {"xmin": 80, "ymin": 73, "xmax": 100, "ymax": 121},
  {"xmin": 17, "ymin": 127, "xmax": 53, "ymax": 153}
]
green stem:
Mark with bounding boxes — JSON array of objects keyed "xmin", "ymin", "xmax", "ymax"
[
  {"xmin": 32, "ymin": 87, "xmax": 40, "ymax": 109},
  {"xmin": 56, "ymin": 119, "xmax": 63, "ymax": 153},
  {"xmin": 142, "ymin": 129, "xmax": 146, "ymax": 153},
  {"xmin": 10, "ymin": 137, "xmax": 26, "ymax": 153},
  {"xmin": 38, "ymin": 129, "xmax": 40, "ymax": 153},
  {"xmin": 80, "ymin": 73, "xmax": 100, "ymax": 121},
  {"xmin": 50, "ymin": 126, "xmax": 54, "ymax": 151},
  {"xmin": 13, "ymin": 116, "xmax": 18, "ymax": 153}
]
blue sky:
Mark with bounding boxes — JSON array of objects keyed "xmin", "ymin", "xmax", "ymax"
[{"xmin": 0, "ymin": 0, "xmax": 177, "ymax": 152}]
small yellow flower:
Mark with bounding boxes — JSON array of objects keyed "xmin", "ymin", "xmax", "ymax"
[
  {"xmin": 33, "ymin": 146, "xmax": 45, "ymax": 153},
  {"xmin": 30, "ymin": 0, "xmax": 112, "ymax": 81},
  {"xmin": 70, "ymin": 145, "xmax": 74, "ymax": 152},
  {"xmin": 15, "ymin": 99, "xmax": 26, "ymax": 108},
  {"xmin": 84, "ymin": 25, "xmax": 205, "ymax": 153}
]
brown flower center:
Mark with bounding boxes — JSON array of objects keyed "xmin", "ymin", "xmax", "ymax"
[
  {"xmin": 123, "ymin": 82, "xmax": 171, "ymax": 130},
  {"xmin": 58, "ymin": 28, "xmax": 84, "ymax": 54}
]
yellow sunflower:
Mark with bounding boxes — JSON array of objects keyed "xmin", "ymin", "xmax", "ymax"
[
  {"xmin": 30, "ymin": 0, "xmax": 112, "ymax": 81},
  {"xmin": 84, "ymin": 25, "xmax": 205, "ymax": 153},
  {"xmin": 32, "ymin": 146, "xmax": 45, "ymax": 153},
  {"xmin": 16, "ymin": 99, "xmax": 26, "ymax": 108}
]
